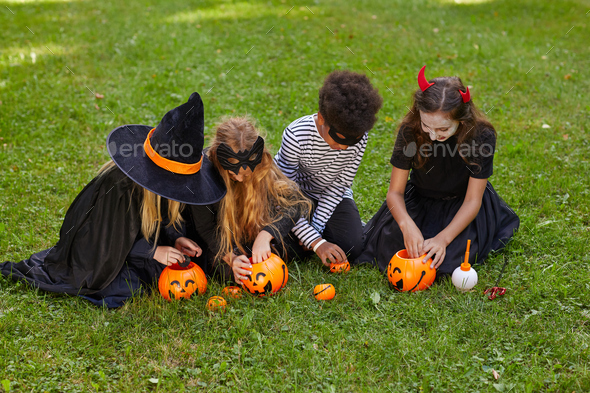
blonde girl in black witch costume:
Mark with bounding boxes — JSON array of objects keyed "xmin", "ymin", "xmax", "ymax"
[{"xmin": 0, "ymin": 93, "xmax": 226, "ymax": 307}]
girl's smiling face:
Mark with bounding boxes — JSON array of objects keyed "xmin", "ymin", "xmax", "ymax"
[{"xmin": 419, "ymin": 111, "xmax": 460, "ymax": 142}]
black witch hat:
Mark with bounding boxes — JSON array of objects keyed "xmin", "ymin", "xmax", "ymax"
[{"xmin": 106, "ymin": 92, "xmax": 226, "ymax": 205}]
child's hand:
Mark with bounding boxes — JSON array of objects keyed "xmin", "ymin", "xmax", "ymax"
[
  {"xmin": 422, "ymin": 236, "xmax": 449, "ymax": 269},
  {"xmin": 401, "ymin": 222, "xmax": 424, "ymax": 259},
  {"xmin": 251, "ymin": 230, "xmax": 273, "ymax": 263},
  {"xmin": 154, "ymin": 246, "xmax": 184, "ymax": 266},
  {"xmin": 231, "ymin": 254, "xmax": 253, "ymax": 282},
  {"xmin": 174, "ymin": 237, "xmax": 202, "ymax": 257},
  {"xmin": 313, "ymin": 240, "xmax": 347, "ymax": 266}
]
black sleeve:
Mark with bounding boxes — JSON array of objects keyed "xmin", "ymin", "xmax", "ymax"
[
  {"xmin": 468, "ymin": 128, "xmax": 496, "ymax": 179},
  {"xmin": 262, "ymin": 215, "xmax": 293, "ymax": 241},
  {"xmin": 390, "ymin": 125, "xmax": 416, "ymax": 170},
  {"xmin": 188, "ymin": 203, "xmax": 220, "ymax": 256},
  {"xmin": 159, "ymin": 200, "xmax": 186, "ymax": 246},
  {"xmin": 130, "ymin": 215, "xmax": 180, "ymax": 260},
  {"xmin": 262, "ymin": 201, "xmax": 308, "ymax": 241},
  {"xmin": 128, "ymin": 236, "xmax": 157, "ymax": 260},
  {"xmin": 163, "ymin": 221, "xmax": 186, "ymax": 246}
]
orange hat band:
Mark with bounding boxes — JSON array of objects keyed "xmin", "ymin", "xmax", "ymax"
[{"xmin": 143, "ymin": 128, "xmax": 203, "ymax": 175}]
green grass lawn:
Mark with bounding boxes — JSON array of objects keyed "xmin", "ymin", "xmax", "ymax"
[{"xmin": 1, "ymin": 0, "xmax": 590, "ymax": 391}]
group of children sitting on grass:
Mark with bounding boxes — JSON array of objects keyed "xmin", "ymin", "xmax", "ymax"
[{"xmin": 1, "ymin": 67, "xmax": 519, "ymax": 307}]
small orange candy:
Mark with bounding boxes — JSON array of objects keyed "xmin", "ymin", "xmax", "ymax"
[
  {"xmin": 222, "ymin": 286, "xmax": 242, "ymax": 299},
  {"xmin": 313, "ymin": 284, "xmax": 336, "ymax": 300},
  {"xmin": 206, "ymin": 296, "xmax": 227, "ymax": 312},
  {"xmin": 329, "ymin": 261, "xmax": 350, "ymax": 273}
]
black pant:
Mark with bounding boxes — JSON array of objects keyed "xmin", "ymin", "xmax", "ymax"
[{"xmin": 284, "ymin": 197, "xmax": 364, "ymax": 262}]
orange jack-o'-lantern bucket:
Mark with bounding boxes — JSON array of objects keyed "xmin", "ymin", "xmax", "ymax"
[
  {"xmin": 387, "ymin": 250, "xmax": 436, "ymax": 292},
  {"xmin": 329, "ymin": 261, "xmax": 350, "ymax": 273},
  {"xmin": 158, "ymin": 262, "xmax": 207, "ymax": 301},
  {"xmin": 241, "ymin": 253, "xmax": 288, "ymax": 297}
]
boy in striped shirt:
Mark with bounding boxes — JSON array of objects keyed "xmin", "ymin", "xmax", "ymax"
[{"xmin": 274, "ymin": 70, "xmax": 383, "ymax": 266}]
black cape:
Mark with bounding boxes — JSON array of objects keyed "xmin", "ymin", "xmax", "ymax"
[{"xmin": 1, "ymin": 167, "xmax": 144, "ymax": 295}]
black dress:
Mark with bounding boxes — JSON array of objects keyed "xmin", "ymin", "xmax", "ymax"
[
  {"xmin": 356, "ymin": 125, "xmax": 519, "ymax": 275},
  {"xmin": 0, "ymin": 167, "xmax": 188, "ymax": 308}
]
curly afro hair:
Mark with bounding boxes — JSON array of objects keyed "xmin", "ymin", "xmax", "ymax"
[{"xmin": 318, "ymin": 70, "xmax": 383, "ymax": 139}]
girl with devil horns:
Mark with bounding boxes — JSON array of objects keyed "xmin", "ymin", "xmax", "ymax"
[
  {"xmin": 357, "ymin": 66, "xmax": 519, "ymax": 276},
  {"xmin": 0, "ymin": 93, "xmax": 227, "ymax": 308},
  {"xmin": 187, "ymin": 117, "xmax": 311, "ymax": 283}
]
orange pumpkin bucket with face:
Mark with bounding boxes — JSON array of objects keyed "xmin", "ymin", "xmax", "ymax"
[
  {"xmin": 329, "ymin": 261, "xmax": 350, "ymax": 273},
  {"xmin": 158, "ymin": 262, "xmax": 207, "ymax": 301},
  {"xmin": 387, "ymin": 250, "xmax": 436, "ymax": 292},
  {"xmin": 241, "ymin": 253, "xmax": 289, "ymax": 297}
]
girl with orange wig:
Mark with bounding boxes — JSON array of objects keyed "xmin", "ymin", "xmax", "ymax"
[{"xmin": 187, "ymin": 117, "xmax": 311, "ymax": 282}]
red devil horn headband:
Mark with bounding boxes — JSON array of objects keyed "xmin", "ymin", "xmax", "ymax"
[
  {"xmin": 417, "ymin": 65, "xmax": 471, "ymax": 103},
  {"xmin": 418, "ymin": 65, "xmax": 434, "ymax": 91},
  {"xmin": 459, "ymin": 86, "xmax": 471, "ymax": 103}
]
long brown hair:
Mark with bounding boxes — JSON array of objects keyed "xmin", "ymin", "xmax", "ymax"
[
  {"xmin": 98, "ymin": 161, "xmax": 185, "ymax": 245},
  {"xmin": 398, "ymin": 76, "xmax": 495, "ymax": 169},
  {"xmin": 208, "ymin": 117, "xmax": 311, "ymax": 259}
]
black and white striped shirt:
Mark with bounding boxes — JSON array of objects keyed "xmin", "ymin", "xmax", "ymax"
[{"xmin": 274, "ymin": 114, "xmax": 367, "ymax": 248}]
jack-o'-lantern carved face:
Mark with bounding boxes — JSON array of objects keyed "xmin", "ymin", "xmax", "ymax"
[
  {"xmin": 158, "ymin": 262, "xmax": 207, "ymax": 301},
  {"xmin": 329, "ymin": 261, "xmax": 350, "ymax": 273},
  {"xmin": 387, "ymin": 250, "xmax": 436, "ymax": 292},
  {"xmin": 242, "ymin": 253, "xmax": 288, "ymax": 297}
]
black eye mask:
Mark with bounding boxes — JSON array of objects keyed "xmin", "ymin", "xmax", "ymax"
[
  {"xmin": 327, "ymin": 125, "xmax": 364, "ymax": 146},
  {"xmin": 216, "ymin": 136, "xmax": 265, "ymax": 175}
]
